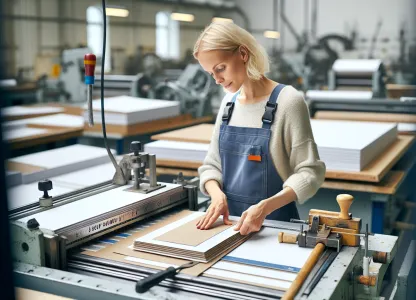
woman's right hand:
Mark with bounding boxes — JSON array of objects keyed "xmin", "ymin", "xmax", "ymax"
[{"xmin": 196, "ymin": 189, "xmax": 232, "ymax": 230}]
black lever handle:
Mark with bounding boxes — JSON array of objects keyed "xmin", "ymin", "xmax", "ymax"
[{"xmin": 136, "ymin": 267, "xmax": 177, "ymax": 293}]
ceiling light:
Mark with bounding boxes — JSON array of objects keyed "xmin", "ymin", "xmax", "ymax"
[
  {"xmin": 171, "ymin": 12, "xmax": 195, "ymax": 22},
  {"xmin": 106, "ymin": 7, "xmax": 129, "ymax": 17},
  {"xmin": 212, "ymin": 17, "xmax": 233, "ymax": 23},
  {"xmin": 264, "ymin": 30, "xmax": 280, "ymax": 39}
]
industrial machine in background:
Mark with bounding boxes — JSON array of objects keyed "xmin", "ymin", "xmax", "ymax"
[
  {"xmin": 153, "ymin": 63, "xmax": 217, "ymax": 118},
  {"xmin": 328, "ymin": 59, "xmax": 387, "ymax": 97}
]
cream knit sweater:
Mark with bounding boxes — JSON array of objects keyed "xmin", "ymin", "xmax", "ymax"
[{"xmin": 199, "ymin": 85, "xmax": 326, "ymax": 204}]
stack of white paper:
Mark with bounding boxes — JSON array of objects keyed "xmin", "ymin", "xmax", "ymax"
[
  {"xmin": 3, "ymin": 127, "xmax": 49, "ymax": 141},
  {"xmin": 144, "ymin": 140, "xmax": 209, "ymax": 162},
  {"xmin": 133, "ymin": 212, "xmax": 248, "ymax": 262},
  {"xmin": 83, "ymin": 96, "xmax": 180, "ymax": 125},
  {"xmin": 311, "ymin": 120, "xmax": 398, "ymax": 171},
  {"xmin": 8, "ymin": 144, "xmax": 116, "ymax": 184},
  {"xmin": 1, "ymin": 106, "xmax": 64, "ymax": 118}
]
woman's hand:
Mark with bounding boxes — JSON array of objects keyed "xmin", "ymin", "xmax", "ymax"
[
  {"xmin": 196, "ymin": 190, "xmax": 232, "ymax": 230},
  {"xmin": 234, "ymin": 204, "xmax": 267, "ymax": 235}
]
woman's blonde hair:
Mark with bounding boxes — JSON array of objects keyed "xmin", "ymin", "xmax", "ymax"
[{"xmin": 193, "ymin": 22, "xmax": 269, "ymax": 81}]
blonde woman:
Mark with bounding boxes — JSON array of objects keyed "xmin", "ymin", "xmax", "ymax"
[{"xmin": 194, "ymin": 22, "xmax": 326, "ymax": 235}]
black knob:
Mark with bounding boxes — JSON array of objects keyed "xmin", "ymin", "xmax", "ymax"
[
  {"xmin": 130, "ymin": 141, "xmax": 142, "ymax": 155},
  {"xmin": 27, "ymin": 218, "xmax": 40, "ymax": 230},
  {"xmin": 38, "ymin": 179, "xmax": 52, "ymax": 199}
]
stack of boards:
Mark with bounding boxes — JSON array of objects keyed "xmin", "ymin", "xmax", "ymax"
[
  {"xmin": 144, "ymin": 140, "xmax": 209, "ymax": 163},
  {"xmin": 82, "ymin": 96, "xmax": 181, "ymax": 125},
  {"xmin": 311, "ymin": 120, "xmax": 397, "ymax": 171},
  {"xmin": 133, "ymin": 212, "xmax": 247, "ymax": 263},
  {"xmin": 145, "ymin": 120, "xmax": 398, "ymax": 172}
]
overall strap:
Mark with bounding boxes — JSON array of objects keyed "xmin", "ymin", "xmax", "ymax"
[
  {"xmin": 262, "ymin": 84, "xmax": 286, "ymax": 129},
  {"xmin": 222, "ymin": 91, "xmax": 240, "ymax": 125}
]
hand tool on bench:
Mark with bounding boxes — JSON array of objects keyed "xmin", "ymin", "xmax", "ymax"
[{"xmin": 136, "ymin": 261, "xmax": 199, "ymax": 293}]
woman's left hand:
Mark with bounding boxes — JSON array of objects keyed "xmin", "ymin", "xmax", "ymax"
[{"xmin": 234, "ymin": 204, "xmax": 267, "ymax": 235}]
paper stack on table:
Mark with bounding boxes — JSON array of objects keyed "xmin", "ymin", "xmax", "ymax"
[
  {"xmin": 3, "ymin": 127, "xmax": 49, "ymax": 141},
  {"xmin": 144, "ymin": 140, "xmax": 209, "ymax": 163},
  {"xmin": 311, "ymin": 120, "xmax": 398, "ymax": 171},
  {"xmin": 3, "ymin": 114, "xmax": 83, "ymax": 130},
  {"xmin": 1, "ymin": 106, "xmax": 64, "ymax": 119},
  {"xmin": 7, "ymin": 144, "xmax": 115, "ymax": 184},
  {"xmin": 133, "ymin": 211, "xmax": 246, "ymax": 262},
  {"xmin": 83, "ymin": 96, "xmax": 180, "ymax": 125}
]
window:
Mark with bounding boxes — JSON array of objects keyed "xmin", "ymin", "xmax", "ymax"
[
  {"xmin": 156, "ymin": 11, "xmax": 180, "ymax": 60},
  {"xmin": 86, "ymin": 6, "xmax": 111, "ymax": 72}
]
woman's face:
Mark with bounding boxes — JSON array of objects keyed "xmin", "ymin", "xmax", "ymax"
[{"xmin": 197, "ymin": 48, "xmax": 247, "ymax": 93}]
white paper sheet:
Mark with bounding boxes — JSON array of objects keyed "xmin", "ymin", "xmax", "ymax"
[
  {"xmin": 212, "ymin": 261, "xmax": 297, "ymax": 281},
  {"xmin": 223, "ymin": 227, "xmax": 313, "ymax": 272},
  {"xmin": 204, "ymin": 268, "xmax": 292, "ymax": 290}
]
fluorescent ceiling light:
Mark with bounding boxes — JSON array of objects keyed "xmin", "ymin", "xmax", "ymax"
[
  {"xmin": 171, "ymin": 12, "xmax": 195, "ymax": 22},
  {"xmin": 106, "ymin": 7, "xmax": 129, "ymax": 17},
  {"xmin": 212, "ymin": 17, "xmax": 233, "ymax": 23},
  {"xmin": 264, "ymin": 30, "xmax": 280, "ymax": 39}
]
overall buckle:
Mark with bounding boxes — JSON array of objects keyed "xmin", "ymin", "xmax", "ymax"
[
  {"xmin": 222, "ymin": 102, "xmax": 235, "ymax": 121},
  {"xmin": 262, "ymin": 102, "xmax": 277, "ymax": 124}
]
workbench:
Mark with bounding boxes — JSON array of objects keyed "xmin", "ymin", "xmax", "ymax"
[{"xmin": 148, "ymin": 123, "xmax": 416, "ymax": 234}]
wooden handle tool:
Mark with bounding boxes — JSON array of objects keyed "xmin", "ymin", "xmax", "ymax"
[
  {"xmin": 282, "ymin": 243, "xmax": 326, "ymax": 300},
  {"xmin": 336, "ymin": 194, "xmax": 354, "ymax": 220}
]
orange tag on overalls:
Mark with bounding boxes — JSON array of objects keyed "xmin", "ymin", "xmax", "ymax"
[{"xmin": 248, "ymin": 154, "xmax": 262, "ymax": 162}]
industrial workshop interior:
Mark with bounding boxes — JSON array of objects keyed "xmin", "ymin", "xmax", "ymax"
[{"xmin": 0, "ymin": 0, "xmax": 416, "ymax": 299}]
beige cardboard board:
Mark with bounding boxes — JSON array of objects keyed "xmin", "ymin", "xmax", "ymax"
[{"xmin": 154, "ymin": 216, "xmax": 234, "ymax": 246}]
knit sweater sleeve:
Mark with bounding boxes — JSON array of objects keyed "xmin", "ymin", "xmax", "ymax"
[
  {"xmin": 280, "ymin": 90, "xmax": 326, "ymax": 204},
  {"xmin": 198, "ymin": 93, "xmax": 231, "ymax": 195}
]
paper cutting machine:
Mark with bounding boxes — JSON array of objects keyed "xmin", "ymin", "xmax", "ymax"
[{"xmin": 10, "ymin": 144, "xmax": 409, "ymax": 300}]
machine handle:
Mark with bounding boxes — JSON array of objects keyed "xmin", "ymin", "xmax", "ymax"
[
  {"xmin": 336, "ymin": 194, "xmax": 354, "ymax": 220},
  {"xmin": 278, "ymin": 232, "xmax": 298, "ymax": 244},
  {"xmin": 136, "ymin": 267, "xmax": 177, "ymax": 293}
]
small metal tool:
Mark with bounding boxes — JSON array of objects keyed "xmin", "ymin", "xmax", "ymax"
[{"xmin": 136, "ymin": 261, "xmax": 199, "ymax": 293}]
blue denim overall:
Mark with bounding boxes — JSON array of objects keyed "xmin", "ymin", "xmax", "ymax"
[{"xmin": 219, "ymin": 84, "xmax": 299, "ymax": 221}]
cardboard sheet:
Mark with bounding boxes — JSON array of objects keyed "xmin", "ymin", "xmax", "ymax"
[
  {"xmin": 155, "ymin": 216, "xmax": 233, "ymax": 246},
  {"xmin": 82, "ymin": 210, "xmax": 249, "ymax": 276}
]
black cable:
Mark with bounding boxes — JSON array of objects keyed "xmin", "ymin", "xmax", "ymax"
[{"xmin": 100, "ymin": 0, "xmax": 119, "ymax": 170}]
